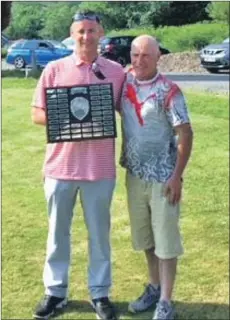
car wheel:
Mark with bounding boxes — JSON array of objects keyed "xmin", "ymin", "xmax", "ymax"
[
  {"xmin": 117, "ymin": 56, "xmax": 127, "ymax": 67},
  {"xmin": 206, "ymin": 68, "xmax": 219, "ymax": 74},
  {"xmin": 14, "ymin": 56, "xmax": 25, "ymax": 69}
]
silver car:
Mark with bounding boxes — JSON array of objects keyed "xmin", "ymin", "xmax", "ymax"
[
  {"xmin": 61, "ymin": 37, "xmax": 75, "ymax": 51},
  {"xmin": 200, "ymin": 38, "xmax": 229, "ymax": 73}
]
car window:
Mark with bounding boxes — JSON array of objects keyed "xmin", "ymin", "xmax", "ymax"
[
  {"xmin": 111, "ymin": 38, "xmax": 122, "ymax": 45},
  {"xmin": 99, "ymin": 37, "xmax": 132, "ymax": 46},
  {"xmin": 109, "ymin": 37, "xmax": 134, "ymax": 46},
  {"xmin": 10, "ymin": 40, "xmax": 25, "ymax": 49},
  {"xmin": 23, "ymin": 40, "xmax": 37, "ymax": 49},
  {"xmin": 100, "ymin": 37, "xmax": 112, "ymax": 45},
  {"xmin": 120, "ymin": 38, "xmax": 128, "ymax": 46},
  {"xmin": 49, "ymin": 40, "xmax": 66, "ymax": 49},
  {"xmin": 111, "ymin": 38, "xmax": 118, "ymax": 45},
  {"xmin": 38, "ymin": 42, "xmax": 52, "ymax": 49},
  {"xmin": 127, "ymin": 37, "xmax": 135, "ymax": 45}
]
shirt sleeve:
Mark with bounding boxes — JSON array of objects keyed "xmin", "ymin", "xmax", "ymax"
[
  {"xmin": 165, "ymin": 85, "xmax": 191, "ymax": 127},
  {"xmin": 31, "ymin": 62, "xmax": 55, "ymax": 109}
]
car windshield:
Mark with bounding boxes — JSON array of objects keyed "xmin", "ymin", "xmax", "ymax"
[
  {"xmin": 99, "ymin": 37, "xmax": 112, "ymax": 45},
  {"xmin": 223, "ymin": 38, "xmax": 229, "ymax": 43},
  {"xmin": 49, "ymin": 40, "xmax": 66, "ymax": 49},
  {"xmin": 9, "ymin": 40, "xmax": 25, "ymax": 49}
]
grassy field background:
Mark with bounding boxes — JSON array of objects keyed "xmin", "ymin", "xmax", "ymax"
[{"xmin": 2, "ymin": 77, "xmax": 229, "ymax": 319}]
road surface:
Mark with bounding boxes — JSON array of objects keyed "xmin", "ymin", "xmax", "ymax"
[
  {"xmin": 164, "ymin": 72, "xmax": 229, "ymax": 94},
  {"xmin": 2, "ymin": 60, "xmax": 229, "ymax": 93}
]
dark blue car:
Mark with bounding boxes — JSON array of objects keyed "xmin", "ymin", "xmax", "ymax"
[{"xmin": 6, "ymin": 39, "xmax": 73, "ymax": 69}]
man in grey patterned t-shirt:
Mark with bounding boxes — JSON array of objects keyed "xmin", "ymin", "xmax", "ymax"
[{"xmin": 120, "ymin": 35, "xmax": 193, "ymax": 320}]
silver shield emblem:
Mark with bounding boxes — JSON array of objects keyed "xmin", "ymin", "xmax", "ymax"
[{"xmin": 70, "ymin": 97, "xmax": 90, "ymax": 121}]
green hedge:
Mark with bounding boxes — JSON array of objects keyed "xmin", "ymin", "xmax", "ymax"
[
  {"xmin": 1, "ymin": 48, "xmax": 8, "ymax": 58},
  {"xmin": 108, "ymin": 22, "xmax": 229, "ymax": 52}
]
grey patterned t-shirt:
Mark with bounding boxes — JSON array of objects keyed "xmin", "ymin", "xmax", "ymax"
[{"xmin": 120, "ymin": 71, "xmax": 191, "ymax": 183}]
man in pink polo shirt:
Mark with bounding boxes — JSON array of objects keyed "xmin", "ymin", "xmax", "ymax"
[{"xmin": 31, "ymin": 11, "xmax": 125, "ymax": 320}]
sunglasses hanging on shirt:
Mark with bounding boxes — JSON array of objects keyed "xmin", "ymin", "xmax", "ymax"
[{"xmin": 92, "ymin": 62, "xmax": 106, "ymax": 80}]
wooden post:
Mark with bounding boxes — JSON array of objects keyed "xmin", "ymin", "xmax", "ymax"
[
  {"xmin": 31, "ymin": 49, "xmax": 38, "ymax": 71},
  {"xmin": 25, "ymin": 49, "xmax": 38, "ymax": 78}
]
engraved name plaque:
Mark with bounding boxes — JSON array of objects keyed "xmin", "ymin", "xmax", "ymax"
[{"xmin": 45, "ymin": 83, "xmax": 117, "ymax": 143}]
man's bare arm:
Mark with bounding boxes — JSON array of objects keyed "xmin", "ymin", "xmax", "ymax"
[
  {"xmin": 31, "ymin": 107, "xmax": 47, "ymax": 126},
  {"xmin": 164, "ymin": 123, "xmax": 193, "ymax": 204},
  {"xmin": 172, "ymin": 123, "xmax": 193, "ymax": 179}
]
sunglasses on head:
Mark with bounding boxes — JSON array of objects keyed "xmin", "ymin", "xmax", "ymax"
[
  {"xmin": 92, "ymin": 62, "xmax": 106, "ymax": 80},
  {"xmin": 72, "ymin": 13, "xmax": 100, "ymax": 23}
]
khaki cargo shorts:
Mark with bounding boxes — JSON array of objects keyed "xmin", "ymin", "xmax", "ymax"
[{"xmin": 125, "ymin": 171, "xmax": 184, "ymax": 259}]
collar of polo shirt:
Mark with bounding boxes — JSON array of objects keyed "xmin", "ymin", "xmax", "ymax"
[{"xmin": 71, "ymin": 52, "xmax": 106, "ymax": 67}]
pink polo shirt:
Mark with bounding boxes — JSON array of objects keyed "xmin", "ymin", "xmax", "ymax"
[{"xmin": 32, "ymin": 54, "xmax": 125, "ymax": 181}]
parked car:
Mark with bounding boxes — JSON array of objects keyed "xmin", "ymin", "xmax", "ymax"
[
  {"xmin": 98, "ymin": 35, "xmax": 170, "ymax": 67},
  {"xmin": 6, "ymin": 39, "xmax": 73, "ymax": 69},
  {"xmin": 199, "ymin": 38, "xmax": 230, "ymax": 73},
  {"xmin": 61, "ymin": 37, "xmax": 76, "ymax": 51}
]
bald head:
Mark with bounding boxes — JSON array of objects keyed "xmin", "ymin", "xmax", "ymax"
[
  {"xmin": 131, "ymin": 35, "xmax": 160, "ymax": 55},
  {"xmin": 130, "ymin": 35, "xmax": 161, "ymax": 81}
]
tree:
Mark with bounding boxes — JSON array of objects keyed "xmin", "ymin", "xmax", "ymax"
[
  {"xmin": 5, "ymin": 2, "xmax": 45, "ymax": 39},
  {"xmin": 206, "ymin": 2, "xmax": 230, "ymax": 24},
  {"xmin": 76, "ymin": 1, "xmax": 145, "ymax": 30},
  {"xmin": 1, "ymin": 1, "xmax": 12, "ymax": 31},
  {"xmin": 138, "ymin": 2, "xmax": 210, "ymax": 28},
  {"xmin": 166, "ymin": 2, "xmax": 211, "ymax": 25},
  {"xmin": 39, "ymin": 3, "xmax": 79, "ymax": 40},
  {"xmin": 77, "ymin": 1, "xmax": 119, "ymax": 31},
  {"xmin": 3, "ymin": 1, "xmax": 218, "ymax": 40},
  {"xmin": 115, "ymin": 2, "xmax": 150, "ymax": 29},
  {"xmin": 139, "ymin": 2, "xmax": 171, "ymax": 27}
]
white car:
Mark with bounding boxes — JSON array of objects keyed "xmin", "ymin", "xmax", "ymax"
[{"xmin": 62, "ymin": 37, "xmax": 75, "ymax": 51}]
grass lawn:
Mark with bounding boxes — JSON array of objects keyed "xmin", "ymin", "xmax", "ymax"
[{"xmin": 2, "ymin": 78, "xmax": 229, "ymax": 320}]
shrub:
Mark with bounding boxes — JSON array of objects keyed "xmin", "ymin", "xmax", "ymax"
[
  {"xmin": 1, "ymin": 70, "xmax": 25, "ymax": 78},
  {"xmin": 159, "ymin": 22, "xmax": 229, "ymax": 51},
  {"xmin": 107, "ymin": 22, "xmax": 229, "ymax": 52},
  {"xmin": 1, "ymin": 48, "xmax": 8, "ymax": 58},
  {"xmin": 206, "ymin": 2, "xmax": 230, "ymax": 24},
  {"xmin": 1, "ymin": 69, "xmax": 42, "ymax": 79}
]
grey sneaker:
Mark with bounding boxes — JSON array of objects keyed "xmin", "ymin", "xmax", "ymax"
[
  {"xmin": 153, "ymin": 300, "xmax": 175, "ymax": 320},
  {"xmin": 128, "ymin": 284, "xmax": 160, "ymax": 313}
]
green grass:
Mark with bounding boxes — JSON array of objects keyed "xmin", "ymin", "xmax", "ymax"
[
  {"xmin": 1, "ymin": 69, "xmax": 42, "ymax": 80},
  {"xmin": 2, "ymin": 78, "xmax": 229, "ymax": 319}
]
